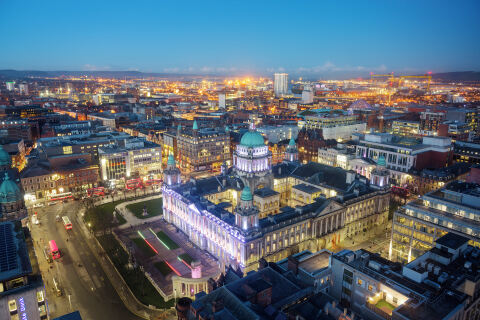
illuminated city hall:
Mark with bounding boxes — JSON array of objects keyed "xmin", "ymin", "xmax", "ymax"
[{"xmin": 163, "ymin": 125, "xmax": 391, "ymax": 271}]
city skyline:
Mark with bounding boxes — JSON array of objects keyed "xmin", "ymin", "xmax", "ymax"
[{"xmin": 1, "ymin": 0, "xmax": 479, "ymax": 77}]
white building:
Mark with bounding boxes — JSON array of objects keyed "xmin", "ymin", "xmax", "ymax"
[
  {"xmin": 218, "ymin": 93, "xmax": 226, "ymax": 109},
  {"xmin": 19, "ymin": 83, "xmax": 29, "ymax": 95},
  {"xmin": 256, "ymin": 125, "xmax": 299, "ymax": 144},
  {"xmin": 317, "ymin": 146, "xmax": 354, "ymax": 169},
  {"xmin": 304, "ymin": 113, "xmax": 366, "ymax": 141},
  {"xmin": 274, "ymin": 73, "xmax": 288, "ymax": 97},
  {"xmin": 355, "ymin": 133, "xmax": 452, "ymax": 173},
  {"xmin": 5, "ymin": 81, "xmax": 15, "ymax": 91},
  {"xmin": 99, "ymin": 139, "xmax": 162, "ymax": 184},
  {"xmin": 301, "ymin": 85, "xmax": 314, "ymax": 104}
]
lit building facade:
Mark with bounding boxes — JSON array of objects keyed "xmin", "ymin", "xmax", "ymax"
[
  {"xmin": 390, "ymin": 181, "xmax": 480, "ymax": 263},
  {"xmin": 391, "ymin": 120, "xmax": 420, "ymax": 136},
  {"xmin": 99, "ymin": 139, "xmax": 162, "ymax": 185},
  {"xmin": 304, "ymin": 112, "xmax": 366, "ymax": 141},
  {"xmin": 176, "ymin": 121, "xmax": 230, "ymax": 174},
  {"xmin": 331, "ymin": 233, "xmax": 480, "ymax": 320},
  {"xmin": 274, "ymin": 73, "xmax": 288, "ymax": 97},
  {"xmin": 163, "ymin": 127, "xmax": 390, "ymax": 272},
  {"xmin": 355, "ymin": 133, "xmax": 453, "ymax": 173}
]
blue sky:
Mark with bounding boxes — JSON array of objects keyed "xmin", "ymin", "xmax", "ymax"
[{"xmin": 0, "ymin": 0, "xmax": 479, "ymax": 77}]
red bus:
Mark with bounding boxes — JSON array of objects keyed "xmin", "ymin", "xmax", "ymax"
[
  {"xmin": 49, "ymin": 192, "xmax": 73, "ymax": 202},
  {"xmin": 87, "ymin": 187, "xmax": 106, "ymax": 197},
  {"xmin": 49, "ymin": 240, "xmax": 61, "ymax": 260},
  {"xmin": 125, "ymin": 178, "xmax": 143, "ymax": 190},
  {"xmin": 144, "ymin": 179, "xmax": 162, "ymax": 187},
  {"xmin": 62, "ymin": 216, "xmax": 72, "ymax": 230}
]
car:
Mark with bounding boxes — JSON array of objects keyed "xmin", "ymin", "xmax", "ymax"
[
  {"xmin": 33, "ymin": 203, "xmax": 45, "ymax": 208},
  {"xmin": 48, "ymin": 201, "xmax": 57, "ymax": 206},
  {"xmin": 55, "ymin": 215, "xmax": 61, "ymax": 222}
]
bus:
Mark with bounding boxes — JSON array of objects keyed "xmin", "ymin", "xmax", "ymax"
[
  {"xmin": 62, "ymin": 216, "xmax": 72, "ymax": 230},
  {"xmin": 49, "ymin": 240, "xmax": 61, "ymax": 260},
  {"xmin": 144, "ymin": 179, "xmax": 162, "ymax": 187},
  {"xmin": 87, "ymin": 187, "xmax": 106, "ymax": 197},
  {"xmin": 49, "ymin": 192, "xmax": 73, "ymax": 202},
  {"xmin": 125, "ymin": 178, "xmax": 143, "ymax": 190}
]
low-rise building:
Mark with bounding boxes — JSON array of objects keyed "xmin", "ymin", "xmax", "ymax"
[
  {"xmin": 304, "ymin": 111, "xmax": 366, "ymax": 141},
  {"xmin": 330, "ymin": 233, "xmax": 480, "ymax": 320},
  {"xmin": 392, "ymin": 120, "xmax": 420, "ymax": 136},
  {"xmin": 355, "ymin": 132, "xmax": 453, "ymax": 173},
  {"xmin": 99, "ymin": 138, "xmax": 162, "ymax": 187},
  {"xmin": 390, "ymin": 180, "xmax": 480, "ymax": 263}
]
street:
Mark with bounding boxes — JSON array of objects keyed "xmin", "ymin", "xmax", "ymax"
[{"xmin": 29, "ymin": 201, "xmax": 142, "ymax": 320}]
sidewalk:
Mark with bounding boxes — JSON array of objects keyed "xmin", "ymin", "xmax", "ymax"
[
  {"xmin": 115, "ymin": 194, "xmax": 163, "ymax": 229},
  {"xmin": 75, "ymin": 209, "xmax": 176, "ymax": 320}
]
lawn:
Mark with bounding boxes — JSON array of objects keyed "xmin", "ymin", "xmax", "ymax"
[
  {"xmin": 376, "ymin": 299, "xmax": 395, "ymax": 313},
  {"xmin": 155, "ymin": 231, "xmax": 179, "ymax": 250},
  {"xmin": 84, "ymin": 200, "xmax": 127, "ymax": 231},
  {"xmin": 126, "ymin": 198, "xmax": 163, "ymax": 219},
  {"xmin": 178, "ymin": 253, "xmax": 194, "ymax": 265},
  {"xmin": 154, "ymin": 261, "xmax": 172, "ymax": 277},
  {"xmin": 115, "ymin": 212, "xmax": 126, "ymax": 225},
  {"xmin": 131, "ymin": 237, "xmax": 157, "ymax": 258},
  {"xmin": 97, "ymin": 234, "xmax": 174, "ymax": 308}
]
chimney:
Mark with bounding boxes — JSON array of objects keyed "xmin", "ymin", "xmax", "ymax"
[{"xmin": 288, "ymin": 255, "xmax": 299, "ymax": 275}]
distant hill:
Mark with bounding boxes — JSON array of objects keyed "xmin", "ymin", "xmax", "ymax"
[
  {"xmin": 0, "ymin": 69, "xmax": 199, "ymax": 80},
  {"xmin": 427, "ymin": 71, "xmax": 480, "ymax": 82}
]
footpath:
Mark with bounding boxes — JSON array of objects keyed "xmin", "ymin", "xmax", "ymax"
[{"xmin": 76, "ymin": 197, "xmax": 176, "ymax": 320}]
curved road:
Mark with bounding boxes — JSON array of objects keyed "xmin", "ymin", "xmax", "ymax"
[{"xmin": 30, "ymin": 201, "xmax": 142, "ymax": 320}]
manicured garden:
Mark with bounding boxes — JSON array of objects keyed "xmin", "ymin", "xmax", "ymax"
[
  {"xmin": 84, "ymin": 200, "xmax": 127, "ymax": 231},
  {"xmin": 97, "ymin": 234, "xmax": 174, "ymax": 308},
  {"xmin": 178, "ymin": 253, "xmax": 193, "ymax": 265},
  {"xmin": 156, "ymin": 231, "xmax": 179, "ymax": 250},
  {"xmin": 131, "ymin": 237, "xmax": 156, "ymax": 258},
  {"xmin": 126, "ymin": 198, "xmax": 163, "ymax": 219},
  {"xmin": 154, "ymin": 261, "xmax": 173, "ymax": 277}
]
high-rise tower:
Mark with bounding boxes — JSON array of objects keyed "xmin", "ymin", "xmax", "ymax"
[{"xmin": 274, "ymin": 73, "xmax": 288, "ymax": 97}]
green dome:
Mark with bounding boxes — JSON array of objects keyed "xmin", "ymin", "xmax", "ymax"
[
  {"xmin": 377, "ymin": 155, "xmax": 386, "ymax": 167},
  {"xmin": 0, "ymin": 172, "xmax": 21, "ymax": 203},
  {"xmin": 0, "ymin": 146, "xmax": 10, "ymax": 167},
  {"xmin": 240, "ymin": 186, "xmax": 253, "ymax": 201},
  {"xmin": 167, "ymin": 154, "xmax": 176, "ymax": 166},
  {"xmin": 240, "ymin": 131, "xmax": 265, "ymax": 147},
  {"xmin": 288, "ymin": 137, "xmax": 296, "ymax": 147}
]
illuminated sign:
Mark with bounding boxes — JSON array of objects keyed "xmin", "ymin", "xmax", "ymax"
[{"xmin": 18, "ymin": 297, "xmax": 27, "ymax": 320}]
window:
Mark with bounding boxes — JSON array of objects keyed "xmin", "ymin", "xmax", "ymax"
[
  {"xmin": 368, "ymin": 284, "xmax": 373, "ymax": 291},
  {"xmin": 357, "ymin": 278, "xmax": 363, "ymax": 286}
]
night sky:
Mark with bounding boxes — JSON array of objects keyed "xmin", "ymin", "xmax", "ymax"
[{"xmin": 1, "ymin": 0, "xmax": 479, "ymax": 77}]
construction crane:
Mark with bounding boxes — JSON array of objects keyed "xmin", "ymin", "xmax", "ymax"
[
  {"xmin": 370, "ymin": 72, "xmax": 433, "ymax": 91},
  {"xmin": 370, "ymin": 72, "xmax": 395, "ymax": 85},
  {"xmin": 398, "ymin": 73, "xmax": 432, "ymax": 91}
]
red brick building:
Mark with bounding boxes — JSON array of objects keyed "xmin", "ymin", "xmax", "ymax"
[{"xmin": 297, "ymin": 128, "xmax": 336, "ymax": 164}]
